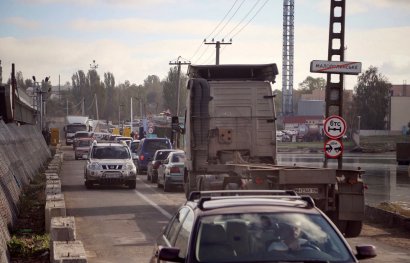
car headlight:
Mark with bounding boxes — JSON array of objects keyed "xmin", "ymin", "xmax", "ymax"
[
  {"xmin": 88, "ymin": 162, "xmax": 101, "ymax": 170},
  {"xmin": 126, "ymin": 164, "xmax": 135, "ymax": 170}
]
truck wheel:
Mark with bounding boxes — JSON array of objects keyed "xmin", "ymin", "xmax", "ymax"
[{"xmin": 344, "ymin": 220, "xmax": 362, "ymax": 238}]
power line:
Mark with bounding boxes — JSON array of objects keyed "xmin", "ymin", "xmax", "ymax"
[
  {"xmin": 190, "ymin": 0, "xmax": 240, "ymax": 62},
  {"xmin": 223, "ymin": 0, "xmax": 263, "ymax": 40},
  {"xmin": 213, "ymin": 0, "xmax": 246, "ymax": 39},
  {"xmin": 231, "ymin": 0, "xmax": 270, "ymax": 39}
]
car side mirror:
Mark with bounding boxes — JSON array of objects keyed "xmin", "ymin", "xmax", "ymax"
[
  {"xmin": 355, "ymin": 245, "xmax": 377, "ymax": 260},
  {"xmin": 158, "ymin": 246, "xmax": 183, "ymax": 262}
]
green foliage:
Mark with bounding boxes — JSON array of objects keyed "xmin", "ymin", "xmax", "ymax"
[
  {"xmin": 353, "ymin": 66, "xmax": 392, "ymax": 130},
  {"xmin": 298, "ymin": 76, "xmax": 326, "ymax": 93},
  {"xmin": 7, "ymin": 234, "xmax": 50, "ymax": 258},
  {"xmin": 162, "ymin": 67, "xmax": 188, "ymax": 116}
]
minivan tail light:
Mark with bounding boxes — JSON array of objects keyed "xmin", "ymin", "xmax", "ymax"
[
  {"xmin": 140, "ymin": 155, "xmax": 145, "ymax": 161},
  {"xmin": 170, "ymin": 167, "xmax": 180, "ymax": 173}
]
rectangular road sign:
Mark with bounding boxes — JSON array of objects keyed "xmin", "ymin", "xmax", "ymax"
[{"xmin": 310, "ymin": 60, "xmax": 362, "ymax": 75}]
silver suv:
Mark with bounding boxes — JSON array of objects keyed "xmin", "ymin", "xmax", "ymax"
[{"xmin": 84, "ymin": 142, "xmax": 137, "ymax": 189}]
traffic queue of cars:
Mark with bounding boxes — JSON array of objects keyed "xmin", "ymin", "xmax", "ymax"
[{"xmin": 71, "ymin": 132, "xmax": 376, "ymax": 262}]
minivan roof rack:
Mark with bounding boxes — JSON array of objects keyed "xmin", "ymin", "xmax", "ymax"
[{"xmin": 188, "ymin": 190, "xmax": 316, "ymax": 210}]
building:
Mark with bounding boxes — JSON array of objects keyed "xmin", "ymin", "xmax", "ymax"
[{"xmin": 390, "ymin": 84, "xmax": 410, "ymax": 134}]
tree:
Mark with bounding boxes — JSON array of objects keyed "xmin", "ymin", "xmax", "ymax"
[
  {"xmin": 298, "ymin": 76, "xmax": 326, "ymax": 93},
  {"xmin": 162, "ymin": 67, "xmax": 188, "ymax": 116},
  {"xmin": 353, "ymin": 66, "xmax": 392, "ymax": 130},
  {"xmin": 104, "ymin": 72, "xmax": 115, "ymax": 121}
]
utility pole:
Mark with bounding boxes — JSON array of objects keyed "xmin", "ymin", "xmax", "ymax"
[
  {"xmin": 204, "ymin": 39, "xmax": 232, "ymax": 65},
  {"xmin": 169, "ymin": 56, "xmax": 191, "ymax": 116}
]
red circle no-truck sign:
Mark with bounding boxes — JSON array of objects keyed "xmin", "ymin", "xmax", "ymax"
[
  {"xmin": 324, "ymin": 115, "xmax": 347, "ymax": 139},
  {"xmin": 324, "ymin": 139, "xmax": 343, "ymax": 159}
]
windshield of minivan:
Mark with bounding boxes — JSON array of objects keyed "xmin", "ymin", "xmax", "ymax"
[{"xmin": 145, "ymin": 140, "xmax": 171, "ymax": 154}]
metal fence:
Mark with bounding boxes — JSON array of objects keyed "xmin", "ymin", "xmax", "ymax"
[{"xmin": 0, "ymin": 120, "xmax": 50, "ymax": 261}]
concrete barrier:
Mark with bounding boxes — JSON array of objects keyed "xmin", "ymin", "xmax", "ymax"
[
  {"xmin": 51, "ymin": 241, "xmax": 87, "ymax": 263},
  {"xmin": 45, "ymin": 200, "xmax": 66, "ymax": 233},
  {"xmin": 50, "ymin": 217, "xmax": 76, "ymax": 242}
]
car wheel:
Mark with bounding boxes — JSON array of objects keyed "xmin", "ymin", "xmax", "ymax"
[
  {"xmin": 85, "ymin": 180, "xmax": 93, "ymax": 189},
  {"xmin": 75, "ymin": 156, "xmax": 78, "ymax": 160},
  {"xmin": 344, "ymin": 220, "xmax": 362, "ymax": 238},
  {"xmin": 164, "ymin": 179, "xmax": 171, "ymax": 192},
  {"xmin": 152, "ymin": 174, "xmax": 157, "ymax": 183},
  {"xmin": 127, "ymin": 180, "xmax": 136, "ymax": 189},
  {"xmin": 147, "ymin": 173, "xmax": 151, "ymax": 182},
  {"xmin": 157, "ymin": 177, "xmax": 162, "ymax": 188}
]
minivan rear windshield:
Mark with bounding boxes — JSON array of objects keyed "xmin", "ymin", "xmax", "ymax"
[{"xmin": 146, "ymin": 140, "xmax": 171, "ymax": 154}]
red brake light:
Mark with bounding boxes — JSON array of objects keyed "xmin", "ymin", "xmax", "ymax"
[
  {"xmin": 170, "ymin": 167, "xmax": 180, "ymax": 173},
  {"xmin": 153, "ymin": 162, "xmax": 160, "ymax": 169},
  {"xmin": 254, "ymin": 176, "xmax": 264, "ymax": 185},
  {"xmin": 140, "ymin": 155, "xmax": 145, "ymax": 161}
]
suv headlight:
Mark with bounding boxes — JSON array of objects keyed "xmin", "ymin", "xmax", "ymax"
[
  {"xmin": 88, "ymin": 162, "xmax": 101, "ymax": 170},
  {"xmin": 126, "ymin": 164, "xmax": 135, "ymax": 170}
]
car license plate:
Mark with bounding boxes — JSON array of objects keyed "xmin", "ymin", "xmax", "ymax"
[
  {"xmin": 293, "ymin": 187, "xmax": 319, "ymax": 194},
  {"xmin": 105, "ymin": 173, "xmax": 121, "ymax": 178}
]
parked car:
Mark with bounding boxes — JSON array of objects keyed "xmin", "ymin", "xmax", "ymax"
[
  {"xmin": 74, "ymin": 138, "xmax": 94, "ymax": 160},
  {"xmin": 134, "ymin": 138, "xmax": 172, "ymax": 174},
  {"xmin": 150, "ymin": 190, "xmax": 376, "ymax": 263},
  {"xmin": 156, "ymin": 151, "xmax": 185, "ymax": 191},
  {"xmin": 83, "ymin": 141, "xmax": 137, "ymax": 189},
  {"xmin": 108, "ymin": 134, "xmax": 121, "ymax": 142},
  {"xmin": 147, "ymin": 149, "xmax": 176, "ymax": 183}
]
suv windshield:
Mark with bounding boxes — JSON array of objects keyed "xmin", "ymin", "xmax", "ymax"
[{"xmin": 91, "ymin": 146, "xmax": 130, "ymax": 159}]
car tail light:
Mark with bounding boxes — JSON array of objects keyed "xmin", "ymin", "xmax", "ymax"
[
  {"xmin": 170, "ymin": 167, "xmax": 180, "ymax": 173},
  {"xmin": 153, "ymin": 161, "xmax": 160, "ymax": 169},
  {"xmin": 139, "ymin": 154, "xmax": 144, "ymax": 161},
  {"xmin": 254, "ymin": 176, "xmax": 264, "ymax": 185}
]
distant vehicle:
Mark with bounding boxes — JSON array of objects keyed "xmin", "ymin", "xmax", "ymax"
[
  {"xmin": 114, "ymin": 136, "xmax": 133, "ymax": 146},
  {"xmin": 74, "ymin": 138, "xmax": 93, "ymax": 160},
  {"xmin": 108, "ymin": 134, "xmax": 122, "ymax": 142},
  {"xmin": 73, "ymin": 131, "xmax": 94, "ymax": 149},
  {"xmin": 83, "ymin": 142, "xmax": 137, "ymax": 189},
  {"xmin": 134, "ymin": 138, "xmax": 172, "ymax": 174},
  {"xmin": 93, "ymin": 132, "xmax": 111, "ymax": 142},
  {"xmin": 147, "ymin": 149, "xmax": 177, "ymax": 183},
  {"xmin": 157, "ymin": 151, "xmax": 185, "ymax": 192},
  {"xmin": 151, "ymin": 190, "xmax": 376, "ymax": 263},
  {"xmin": 64, "ymin": 115, "xmax": 90, "ymax": 145},
  {"xmin": 130, "ymin": 140, "xmax": 141, "ymax": 154}
]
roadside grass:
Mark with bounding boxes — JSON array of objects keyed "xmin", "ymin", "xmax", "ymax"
[
  {"xmin": 377, "ymin": 201, "xmax": 410, "ymax": 218},
  {"xmin": 7, "ymin": 169, "xmax": 50, "ymax": 262}
]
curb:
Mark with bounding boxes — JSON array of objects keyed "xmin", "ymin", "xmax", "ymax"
[{"xmin": 365, "ymin": 205, "xmax": 410, "ymax": 232}]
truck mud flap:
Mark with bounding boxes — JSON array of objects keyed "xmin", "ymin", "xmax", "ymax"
[{"xmin": 337, "ymin": 183, "xmax": 365, "ymax": 221}]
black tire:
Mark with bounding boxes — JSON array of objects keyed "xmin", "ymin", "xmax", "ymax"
[
  {"xmin": 127, "ymin": 180, "xmax": 136, "ymax": 189},
  {"xmin": 164, "ymin": 179, "xmax": 171, "ymax": 192},
  {"xmin": 75, "ymin": 156, "xmax": 78, "ymax": 160},
  {"xmin": 157, "ymin": 177, "xmax": 162, "ymax": 188},
  {"xmin": 147, "ymin": 173, "xmax": 151, "ymax": 182},
  {"xmin": 344, "ymin": 220, "xmax": 363, "ymax": 238},
  {"xmin": 85, "ymin": 180, "xmax": 93, "ymax": 189},
  {"xmin": 152, "ymin": 174, "xmax": 157, "ymax": 183}
]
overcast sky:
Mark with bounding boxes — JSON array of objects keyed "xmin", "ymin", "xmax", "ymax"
[{"xmin": 0, "ymin": 0, "xmax": 409, "ymax": 91}]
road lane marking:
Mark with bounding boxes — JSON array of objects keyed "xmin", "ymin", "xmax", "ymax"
[{"xmin": 134, "ymin": 190, "xmax": 172, "ymax": 219}]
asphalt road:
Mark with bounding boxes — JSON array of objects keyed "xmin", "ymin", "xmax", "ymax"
[{"xmin": 60, "ymin": 147, "xmax": 410, "ymax": 263}]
